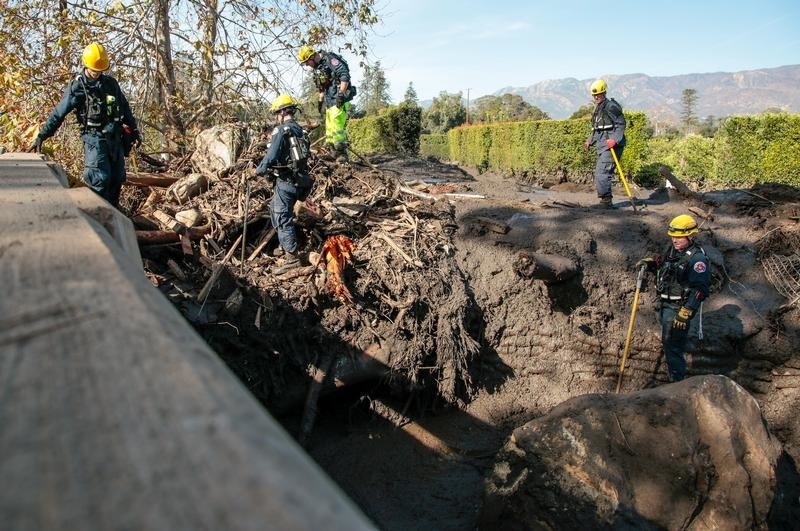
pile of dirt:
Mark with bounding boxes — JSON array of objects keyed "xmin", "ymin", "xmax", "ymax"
[{"xmin": 122, "ymin": 132, "xmax": 482, "ymax": 436}]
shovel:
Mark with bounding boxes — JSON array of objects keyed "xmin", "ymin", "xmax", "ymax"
[
  {"xmin": 616, "ymin": 264, "xmax": 647, "ymax": 393},
  {"xmin": 609, "ymin": 146, "xmax": 639, "ymax": 212}
]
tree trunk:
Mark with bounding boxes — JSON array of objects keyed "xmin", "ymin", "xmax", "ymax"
[
  {"xmin": 198, "ymin": 0, "xmax": 218, "ymax": 128},
  {"xmin": 153, "ymin": 0, "xmax": 186, "ymax": 147}
]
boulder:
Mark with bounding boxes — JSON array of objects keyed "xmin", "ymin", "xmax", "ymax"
[
  {"xmin": 190, "ymin": 124, "xmax": 250, "ymax": 175},
  {"xmin": 480, "ymin": 375, "xmax": 782, "ymax": 530}
]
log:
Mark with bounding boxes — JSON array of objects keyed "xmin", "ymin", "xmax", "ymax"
[
  {"xmin": 153, "ymin": 209, "xmax": 186, "ymax": 234},
  {"xmin": 136, "ymin": 230, "xmax": 180, "ymax": 245},
  {"xmin": 658, "ymin": 165, "xmax": 702, "ymax": 200},
  {"xmin": 136, "ymin": 225, "xmax": 210, "ymax": 245},
  {"xmin": 124, "ymin": 172, "xmax": 179, "ymax": 188},
  {"xmin": 474, "ymin": 216, "xmax": 510, "ymax": 234},
  {"xmin": 514, "ymin": 251, "xmax": 580, "ymax": 284}
]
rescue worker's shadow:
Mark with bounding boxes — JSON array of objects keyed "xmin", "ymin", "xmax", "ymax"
[{"xmin": 688, "ymin": 303, "xmax": 746, "ymax": 377}]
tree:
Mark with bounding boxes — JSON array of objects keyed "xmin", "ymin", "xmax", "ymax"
[
  {"xmin": 1, "ymin": 0, "xmax": 381, "ymax": 155},
  {"xmin": 569, "ymin": 104, "xmax": 594, "ymax": 120},
  {"xmin": 681, "ymin": 88, "xmax": 698, "ymax": 129},
  {"xmin": 391, "ymin": 102, "xmax": 422, "ymax": 154},
  {"xmin": 422, "ymin": 91, "xmax": 465, "ymax": 133},
  {"xmin": 473, "ymin": 93, "xmax": 549, "ymax": 122},
  {"xmin": 696, "ymin": 115, "xmax": 720, "ymax": 138},
  {"xmin": 358, "ymin": 61, "xmax": 391, "ymax": 116},
  {"xmin": 403, "ymin": 82, "xmax": 418, "ymax": 106}
]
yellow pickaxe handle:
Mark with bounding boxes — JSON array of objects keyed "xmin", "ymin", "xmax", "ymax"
[
  {"xmin": 609, "ymin": 146, "xmax": 637, "ymax": 212},
  {"xmin": 616, "ymin": 265, "xmax": 647, "ymax": 393}
]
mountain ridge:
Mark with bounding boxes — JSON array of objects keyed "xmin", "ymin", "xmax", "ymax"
[{"xmin": 491, "ymin": 65, "xmax": 800, "ymax": 122}]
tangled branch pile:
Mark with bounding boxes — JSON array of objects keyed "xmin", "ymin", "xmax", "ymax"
[{"xmin": 125, "ymin": 125, "xmax": 480, "ymax": 411}]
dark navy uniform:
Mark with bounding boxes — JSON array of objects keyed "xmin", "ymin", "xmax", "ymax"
[
  {"xmin": 654, "ymin": 241, "xmax": 710, "ymax": 381},
  {"xmin": 587, "ymin": 97, "xmax": 626, "ymax": 199},
  {"xmin": 313, "ymin": 51, "xmax": 357, "ymax": 109},
  {"xmin": 256, "ymin": 119, "xmax": 312, "ymax": 254},
  {"xmin": 37, "ymin": 71, "xmax": 139, "ymax": 207}
]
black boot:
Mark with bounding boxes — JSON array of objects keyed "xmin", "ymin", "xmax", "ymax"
[
  {"xmin": 272, "ymin": 251, "xmax": 301, "ymax": 275},
  {"xmin": 594, "ymin": 195, "xmax": 616, "ymax": 209}
]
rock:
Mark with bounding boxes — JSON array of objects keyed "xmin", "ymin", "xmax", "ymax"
[
  {"xmin": 167, "ymin": 173, "xmax": 208, "ymax": 204},
  {"xmin": 480, "ymin": 375, "xmax": 782, "ymax": 530},
  {"xmin": 175, "ymin": 207, "xmax": 203, "ymax": 227},
  {"xmin": 190, "ymin": 124, "xmax": 250, "ymax": 174}
]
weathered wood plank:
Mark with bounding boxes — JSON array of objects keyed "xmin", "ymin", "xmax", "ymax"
[{"xmin": 0, "ymin": 153, "xmax": 373, "ymax": 531}]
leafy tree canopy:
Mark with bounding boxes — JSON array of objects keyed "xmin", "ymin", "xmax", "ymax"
[
  {"xmin": 473, "ymin": 93, "xmax": 549, "ymax": 123},
  {"xmin": 423, "ymin": 91, "xmax": 465, "ymax": 134},
  {"xmin": 357, "ymin": 61, "xmax": 392, "ymax": 116},
  {"xmin": 0, "ymin": 0, "xmax": 381, "ymax": 156}
]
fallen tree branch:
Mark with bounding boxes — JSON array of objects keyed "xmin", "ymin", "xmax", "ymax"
[
  {"xmin": 197, "ymin": 234, "xmax": 242, "ymax": 302},
  {"xmin": 376, "ymin": 231, "xmax": 423, "ymax": 268}
]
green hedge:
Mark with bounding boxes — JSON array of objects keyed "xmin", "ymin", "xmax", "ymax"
[
  {"xmin": 361, "ymin": 112, "xmax": 800, "ymax": 189},
  {"xmin": 645, "ymin": 134, "xmax": 715, "ymax": 187},
  {"xmin": 347, "ymin": 103, "xmax": 422, "ymax": 155},
  {"xmin": 437, "ymin": 114, "xmax": 800, "ymax": 189},
  {"xmin": 713, "ymin": 114, "xmax": 800, "ymax": 187},
  {"xmin": 420, "ymin": 133, "xmax": 449, "ymax": 160},
  {"xmin": 445, "ymin": 112, "xmax": 649, "ymax": 180}
]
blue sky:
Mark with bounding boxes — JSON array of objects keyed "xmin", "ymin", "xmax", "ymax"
[{"xmin": 350, "ymin": 0, "xmax": 800, "ymax": 103}]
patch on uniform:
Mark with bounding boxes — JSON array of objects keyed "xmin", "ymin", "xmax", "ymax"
[
  {"xmin": 693, "ymin": 262, "xmax": 707, "ymax": 273},
  {"xmin": 330, "ymin": 58, "xmax": 340, "ymax": 66}
]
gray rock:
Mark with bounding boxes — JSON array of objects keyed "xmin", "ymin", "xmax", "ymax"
[{"xmin": 480, "ymin": 375, "xmax": 782, "ymax": 530}]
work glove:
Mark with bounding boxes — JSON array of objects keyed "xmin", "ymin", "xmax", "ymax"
[
  {"xmin": 635, "ymin": 257, "xmax": 656, "ymax": 271},
  {"xmin": 672, "ymin": 306, "xmax": 693, "ymax": 330},
  {"xmin": 27, "ymin": 136, "xmax": 43, "ymax": 153},
  {"xmin": 132, "ymin": 129, "xmax": 143, "ymax": 148},
  {"xmin": 606, "ymin": 138, "xmax": 617, "ymax": 149},
  {"xmin": 317, "ymin": 100, "xmax": 324, "ymax": 116},
  {"xmin": 335, "ymin": 92, "xmax": 346, "ymax": 108},
  {"xmin": 583, "ymin": 139, "xmax": 590, "ymax": 151}
]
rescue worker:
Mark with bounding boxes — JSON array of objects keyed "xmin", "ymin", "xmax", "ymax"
[
  {"xmin": 28, "ymin": 42, "xmax": 141, "ymax": 208},
  {"xmin": 298, "ymin": 45, "xmax": 357, "ymax": 162},
  {"xmin": 583, "ymin": 79, "xmax": 626, "ymax": 209},
  {"xmin": 636, "ymin": 215, "xmax": 711, "ymax": 382},
  {"xmin": 256, "ymin": 94, "xmax": 313, "ymax": 275}
]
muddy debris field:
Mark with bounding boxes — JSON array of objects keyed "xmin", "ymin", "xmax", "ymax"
[{"xmin": 123, "ymin": 135, "xmax": 800, "ymax": 529}]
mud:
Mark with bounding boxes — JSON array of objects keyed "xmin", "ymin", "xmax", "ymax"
[
  {"xmin": 298, "ymin": 157, "xmax": 800, "ymax": 529},
  {"xmin": 134, "ymin": 153, "xmax": 800, "ymax": 529}
]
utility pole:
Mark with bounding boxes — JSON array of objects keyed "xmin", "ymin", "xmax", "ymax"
[{"xmin": 466, "ymin": 88, "xmax": 470, "ymax": 125}]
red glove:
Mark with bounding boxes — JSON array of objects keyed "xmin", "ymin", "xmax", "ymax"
[{"xmin": 606, "ymin": 138, "xmax": 617, "ymax": 149}]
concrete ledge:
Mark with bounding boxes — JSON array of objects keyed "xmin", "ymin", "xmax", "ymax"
[{"xmin": 0, "ymin": 153, "xmax": 374, "ymax": 530}]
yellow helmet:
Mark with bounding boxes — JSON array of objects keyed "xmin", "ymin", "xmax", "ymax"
[
  {"xmin": 270, "ymin": 93, "xmax": 298, "ymax": 113},
  {"xmin": 667, "ymin": 214, "xmax": 699, "ymax": 237},
  {"xmin": 590, "ymin": 79, "xmax": 607, "ymax": 95},
  {"xmin": 298, "ymin": 45, "xmax": 315, "ymax": 64},
  {"xmin": 82, "ymin": 42, "xmax": 109, "ymax": 71}
]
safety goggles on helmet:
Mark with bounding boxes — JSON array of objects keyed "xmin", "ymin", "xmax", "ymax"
[
  {"xmin": 270, "ymin": 93, "xmax": 298, "ymax": 114},
  {"xmin": 667, "ymin": 214, "xmax": 699, "ymax": 237}
]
